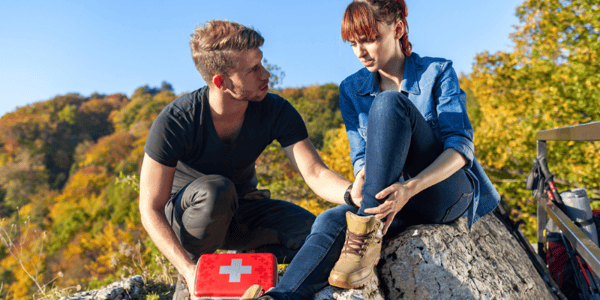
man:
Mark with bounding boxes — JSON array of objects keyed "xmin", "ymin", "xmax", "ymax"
[{"xmin": 139, "ymin": 20, "xmax": 353, "ymax": 299}]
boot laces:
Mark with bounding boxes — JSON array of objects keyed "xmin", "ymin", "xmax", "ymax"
[{"xmin": 342, "ymin": 230, "xmax": 372, "ymax": 256}]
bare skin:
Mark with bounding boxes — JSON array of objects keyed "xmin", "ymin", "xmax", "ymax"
[
  {"xmin": 348, "ymin": 21, "xmax": 468, "ymax": 234},
  {"xmin": 139, "ymin": 48, "xmax": 353, "ymax": 296}
]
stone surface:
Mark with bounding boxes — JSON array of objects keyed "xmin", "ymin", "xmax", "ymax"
[
  {"xmin": 59, "ymin": 275, "xmax": 145, "ymax": 300},
  {"xmin": 315, "ymin": 212, "xmax": 558, "ymax": 300},
  {"xmin": 60, "ymin": 213, "xmax": 558, "ymax": 300},
  {"xmin": 314, "ymin": 271, "xmax": 385, "ymax": 300}
]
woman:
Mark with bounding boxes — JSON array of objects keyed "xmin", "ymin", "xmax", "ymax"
[
  {"xmin": 328, "ymin": 0, "xmax": 501, "ymax": 289},
  {"xmin": 242, "ymin": 0, "xmax": 500, "ymax": 298}
]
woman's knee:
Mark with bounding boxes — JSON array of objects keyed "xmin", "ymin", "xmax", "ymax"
[{"xmin": 370, "ymin": 91, "xmax": 411, "ymax": 119}]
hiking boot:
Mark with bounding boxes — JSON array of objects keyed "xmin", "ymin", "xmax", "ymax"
[
  {"xmin": 240, "ymin": 284, "xmax": 274, "ymax": 300},
  {"xmin": 173, "ymin": 273, "xmax": 190, "ymax": 300},
  {"xmin": 328, "ymin": 211, "xmax": 383, "ymax": 289}
]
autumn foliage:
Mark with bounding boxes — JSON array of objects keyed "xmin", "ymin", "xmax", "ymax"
[
  {"xmin": 464, "ymin": 0, "xmax": 600, "ymax": 237},
  {"xmin": 1, "ymin": 1, "xmax": 599, "ymax": 297}
]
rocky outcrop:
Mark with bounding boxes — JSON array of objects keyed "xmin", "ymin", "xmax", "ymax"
[
  {"xmin": 315, "ymin": 212, "xmax": 559, "ymax": 300},
  {"xmin": 60, "ymin": 212, "xmax": 558, "ymax": 300},
  {"xmin": 59, "ymin": 275, "xmax": 148, "ymax": 300}
]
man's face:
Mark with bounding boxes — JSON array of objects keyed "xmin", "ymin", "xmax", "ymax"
[{"xmin": 226, "ymin": 48, "xmax": 271, "ymax": 102}]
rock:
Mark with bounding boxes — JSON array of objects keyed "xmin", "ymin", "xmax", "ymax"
[
  {"xmin": 315, "ymin": 212, "xmax": 558, "ymax": 300},
  {"xmin": 59, "ymin": 275, "xmax": 145, "ymax": 300},
  {"xmin": 314, "ymin": 272, "xmax": 385, "ymax": 300}
]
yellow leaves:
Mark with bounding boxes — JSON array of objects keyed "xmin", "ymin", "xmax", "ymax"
[
  {"xmin": 296, "ymin": 198, "xmax": 334, "ymax": 216},
  {"xmin": 320, "ymin": 125, "xmax": 355, "ymax": 181}
]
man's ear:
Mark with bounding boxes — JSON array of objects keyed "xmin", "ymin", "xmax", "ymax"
[{"xmin": 212, "ymin": 75, "xmax": 224, "ymax": 89}]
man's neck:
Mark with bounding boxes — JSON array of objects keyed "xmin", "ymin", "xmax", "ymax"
[{"xmin": 207, "ymin": 86, "xmax": 248, "ymax": 121}]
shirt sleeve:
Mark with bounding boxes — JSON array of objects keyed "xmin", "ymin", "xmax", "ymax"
[
  {"xmin": 273, "ymin": 100, "xmax": 309, "ymax": 148},
  {"xmin": 339, "ymin": 82, "xmax": 365, "ymax": 176},
  {"xmin": 144, "ymin": 105, "xmax": 192, "ymax": 167},
  {"xmin": 433, "ymin": 61, "xmax": 475, "ymax": 169}
]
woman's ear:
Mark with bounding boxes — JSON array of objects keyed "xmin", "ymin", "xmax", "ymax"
[{"xmin": 395, "ymin": 21, "xmax": 405, "ymax": 39}]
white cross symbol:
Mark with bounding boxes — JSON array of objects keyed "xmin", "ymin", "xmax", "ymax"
[{"xmin": 220, "ymin": 259, "xmax": 252, "ymax": 282}]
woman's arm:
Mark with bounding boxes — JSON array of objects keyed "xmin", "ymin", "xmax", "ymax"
[
  {"xmin": 364, "ymin": 148, "xmax": 467, "ymax": 233},
  {"xmin": 339, "ymin": 83, "xmax": 366, "ymax": 177}
]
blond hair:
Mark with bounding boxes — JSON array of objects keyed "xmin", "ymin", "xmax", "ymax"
[{"xmin": 190, "ymin": 20, "xmax": 264, "ymax": 83}]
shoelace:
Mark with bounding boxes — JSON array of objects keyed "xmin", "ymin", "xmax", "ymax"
[{"xmin": 342, "ymin": 230, "xmax": 371, "ymax": 256}]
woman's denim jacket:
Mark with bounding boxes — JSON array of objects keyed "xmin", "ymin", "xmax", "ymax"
[{"xmin": 339, "ymin": 52, "xmax": 500, "ymax": 228}]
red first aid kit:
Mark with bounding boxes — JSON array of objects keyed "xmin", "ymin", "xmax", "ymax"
[{"xmin": 194, "ymin": 253, "xmax": 278, "ymax": 299}]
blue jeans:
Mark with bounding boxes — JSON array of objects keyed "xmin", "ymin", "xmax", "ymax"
[{"xmin": 266, "ymin": 91, "xmax": 474, "ymax": 300}]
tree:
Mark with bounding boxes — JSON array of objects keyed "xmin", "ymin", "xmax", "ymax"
[
  {"xmin": 467, "ymin": 0, "xmax": 600, "ymax": 238},
  {"xmin": 263, "ymin": 59, "xmax": 286, "ymax": 90},
  {"xmin": 279, "ymin": 84, "xmax": 343, "ymax": 149}
]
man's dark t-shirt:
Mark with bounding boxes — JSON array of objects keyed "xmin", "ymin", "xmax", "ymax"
[{"xmin": 144, "ymin": 86, "xmax": 309, "ymax": 196}]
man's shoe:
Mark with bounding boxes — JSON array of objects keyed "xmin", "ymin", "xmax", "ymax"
[
  {"xmin": 240, "ymin": 284, "xmax": 274, "ymax": 300},
  {"xmin": 328, "ymin": 211, "xmax": 383, "ymax": 289},
  {"xmin": 173, "ymin": 273, "xmax": 190, "ymax": 300}
]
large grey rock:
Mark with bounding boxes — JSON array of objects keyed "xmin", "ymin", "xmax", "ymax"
[{"xmin": 315, "ymin": 213, "xmax": 558, "ymax": 300}]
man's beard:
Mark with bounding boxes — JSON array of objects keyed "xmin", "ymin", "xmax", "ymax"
[{"xmin": 232, "ymin": 82, "xmax": 268, "ymax": 102}]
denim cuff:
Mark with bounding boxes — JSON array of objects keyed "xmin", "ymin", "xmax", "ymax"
[{"xmin": 353, "ymin": 158, "xmax": 365, "ymax": 177}]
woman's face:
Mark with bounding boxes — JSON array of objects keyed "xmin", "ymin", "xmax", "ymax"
[{"xmin": 349, "ymin": 21, "xmax": 403, "ymax": 73}]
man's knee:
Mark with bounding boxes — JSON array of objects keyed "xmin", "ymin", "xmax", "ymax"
[
  {"xmin": 170, "ymin": 175, "xmax": 238, "ymax": 257},
  {"xmin": 180, "ymin": 174, "xmax": 238, "ymax": 214}
]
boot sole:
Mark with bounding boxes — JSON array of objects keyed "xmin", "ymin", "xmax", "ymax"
[{"xmin": 328, "ymin": 265, "xmax": 376, "ymax": 289}]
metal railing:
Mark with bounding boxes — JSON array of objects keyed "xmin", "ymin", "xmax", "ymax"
[{"xmin": 536, "ymin": 121, "xmax": 600, "ymax": 274}]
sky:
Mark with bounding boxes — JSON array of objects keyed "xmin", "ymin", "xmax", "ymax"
[{"xmin": 0, "ymin": 0, "xmax": 524, "ymax": 118}]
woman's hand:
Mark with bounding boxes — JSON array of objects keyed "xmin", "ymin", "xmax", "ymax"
[
  {"xmin": 364, "ymin": 179, "xmax": 419, "ymax": 234},
  {"xmin": 350, "ymin": 168, "xmax": 365, "ymax": 207}
]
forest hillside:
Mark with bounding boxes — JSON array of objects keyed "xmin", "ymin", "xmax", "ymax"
[{"xmin": 1, "ymin": 0, "xmax": 599, "ymax": 298}]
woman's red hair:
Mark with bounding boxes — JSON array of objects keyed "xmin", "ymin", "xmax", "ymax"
[{"xmin": 341, "ymin": 0, "xmax": 412, "ymax": 57}]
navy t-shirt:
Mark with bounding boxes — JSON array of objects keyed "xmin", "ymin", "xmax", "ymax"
[{"xmin": 144, "ymin": 86, "xmax": 309, "ymax": 196}]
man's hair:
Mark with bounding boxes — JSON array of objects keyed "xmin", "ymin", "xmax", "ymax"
[
  {"xmin": 341, "ymin": 0, "xmax": 412, "ymax": 57},
  {"xmin": 190, "ymin": 20, "xmax": 264, "ymax": 83}
]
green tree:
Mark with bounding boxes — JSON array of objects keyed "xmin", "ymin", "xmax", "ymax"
[
  {"xmin": 468, "ymin": 0, "xmax": 600, "ymax": 239},
  {"xmin": 279, "ymin": 84, "xmax": 343, "ymax": 149}
]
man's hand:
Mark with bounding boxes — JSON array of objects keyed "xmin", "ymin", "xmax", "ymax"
[
  {"xmin": 185, "ymin": 264, "xmax": 197, "ymax": 297},
  {"xmin": 364, "ymin": 179, "xmax": 418, "ymax": 234},
  {"xmin": 350, "ymin": 168, "xmax": 365, "ymax": 206}
]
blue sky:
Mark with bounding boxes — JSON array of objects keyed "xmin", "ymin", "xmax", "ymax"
[{"xmin": 1, "ymin": 0, "xmax": 523, "ymax": 117}]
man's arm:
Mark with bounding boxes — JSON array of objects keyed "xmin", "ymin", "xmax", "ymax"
[
  {"xmin": 139, "ymin": 153, "xmax": 196, "ymax": 291},
  {"xmin": 282, "ymin": 138, "xmax": 353, "ymax": 205}
]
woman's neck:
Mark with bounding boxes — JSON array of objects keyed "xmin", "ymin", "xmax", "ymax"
[{"xmin": 378, "ymin": 53, "xmax": 406, "ymax": 92}]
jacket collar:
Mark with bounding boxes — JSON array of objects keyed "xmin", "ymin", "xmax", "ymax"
[
  {"xmin": 401, "ymin": 53, "xmax": 421, "ymax": 95},
  {"xmin": 356, "ymin": 53, "xmax": 421, "ymax": 96}
]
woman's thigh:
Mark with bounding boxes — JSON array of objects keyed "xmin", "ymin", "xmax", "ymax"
[{"xmin": 405, "ymin": 169, "xmax": 473, "ymax": 225}]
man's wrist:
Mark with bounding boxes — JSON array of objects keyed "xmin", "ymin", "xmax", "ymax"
[{"xmin": 344, "ymin": 183, "xmax": 358, "ymax": 207}]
